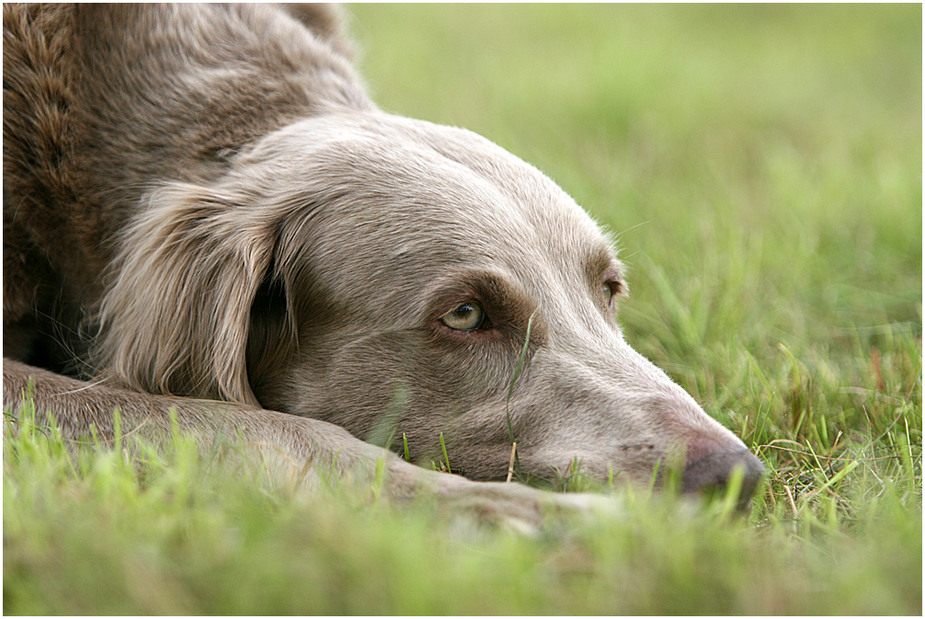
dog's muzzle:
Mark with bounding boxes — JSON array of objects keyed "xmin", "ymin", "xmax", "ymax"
[{"xmin": 682, "ymin": 448, "xmax": 765, "ymax": 509}]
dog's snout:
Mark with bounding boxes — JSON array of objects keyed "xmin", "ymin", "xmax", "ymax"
[{"xmin": 682, "ymin": 447, "xmax": 764, "ymax": 508}]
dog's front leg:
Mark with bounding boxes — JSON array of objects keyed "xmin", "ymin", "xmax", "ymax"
[{"xmin": 3, "ymin": 359, "xmax": 613, "ymax": 532}]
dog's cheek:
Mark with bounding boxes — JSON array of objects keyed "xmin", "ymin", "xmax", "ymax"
[{"xmin": 316, "ymin": 330, "xmax": 516, "ymax": 455}]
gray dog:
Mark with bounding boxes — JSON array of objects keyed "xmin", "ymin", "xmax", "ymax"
[{"xmin": 3, "ymin": 4, "xmax": 762, "ymax": 523}]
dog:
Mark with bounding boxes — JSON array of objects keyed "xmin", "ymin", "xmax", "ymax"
[{"xmin": 3, "ymin": 4, "xmax": 763, "ymax": 524}]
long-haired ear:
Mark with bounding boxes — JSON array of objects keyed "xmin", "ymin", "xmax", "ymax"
[{"xmin": 96, "ymin": 182, "xmax": 283, "ymax": 405}]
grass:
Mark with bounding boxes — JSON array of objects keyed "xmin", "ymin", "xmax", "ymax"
[{"xmin": 4, "ymin": 4, "xmax": 922, "ymax": 615}]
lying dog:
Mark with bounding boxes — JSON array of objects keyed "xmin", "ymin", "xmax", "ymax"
[{"xmin": 3, "ymin": 4, "xmax": 763, "ymax": 520}]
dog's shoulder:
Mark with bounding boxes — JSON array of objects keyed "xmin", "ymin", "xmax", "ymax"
[
  {"xmin": 3, "ymin": 4, "xmax": 94, "ymax": 323},
  {"xmin": 3, "ymin": 3, "xmax": 78, "ymax": 206},
  {"xmin": 277, "ymin": 3, "xmax": 356, "ymax": 59}
]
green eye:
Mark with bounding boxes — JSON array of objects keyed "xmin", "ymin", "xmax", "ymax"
[
  {"xmin": 602, "ymin": 281, "xmax": 620, "ymax": 309},
  {"xmin": 440, "ymin": 301, "xmax": 487, "ymax": 331}
]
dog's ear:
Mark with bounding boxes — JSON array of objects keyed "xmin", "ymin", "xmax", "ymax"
[
  {"xmin": 245, "ymin": 264, "xmax": 300, "ymax": 405},
  {"xmin": 96, "ymin": 182, "xmax": 294, "ymax": 406}
]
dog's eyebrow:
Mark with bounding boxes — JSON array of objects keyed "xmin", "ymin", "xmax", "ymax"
[
  {"xmin": 427, "ymin": 270, "xmax": 535, "ymax": 315},
  {"xmin": 586, "ymin": 245, "xmax": 625, "ymax": 285}
]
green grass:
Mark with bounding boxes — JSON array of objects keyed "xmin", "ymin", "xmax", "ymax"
[{"xmin": 5, "ymin": 4, "xmax": 921, "ymax": 614}]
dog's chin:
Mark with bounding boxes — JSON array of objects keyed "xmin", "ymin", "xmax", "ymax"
[
  {"xmin": 449, "ymin": 443, "xmax": 763, "ymax": 507},
  {"xmin": 414, "ymin": 441, "xmax": 648, "ymax": 488}
]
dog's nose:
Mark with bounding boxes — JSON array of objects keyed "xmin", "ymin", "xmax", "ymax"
[{"xmin": 682, "ymin": 447, "xmax": 764, "ymax": 509}]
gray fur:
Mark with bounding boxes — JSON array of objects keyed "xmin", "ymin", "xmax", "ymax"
[{"xmin": 3, "ymin": 4, "xmax": 762, "ymax": 521}]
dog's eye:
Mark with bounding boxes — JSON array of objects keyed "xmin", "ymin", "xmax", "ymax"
[
  {"xmin": 602, "ymin": 281, "xmax": 620, "ymax": 309},
  {"xmin": 440, "ymin": 302, "xmax": 487, "ymax": 331}
]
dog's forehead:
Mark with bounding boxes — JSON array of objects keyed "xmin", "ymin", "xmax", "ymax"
[
  {"xmin": 286, "ymin": 116, "xmax": 610, "ymax": 250},
  {"xmin": 254, "ymin": 115, "xmax": 621, "ymax": 298}
]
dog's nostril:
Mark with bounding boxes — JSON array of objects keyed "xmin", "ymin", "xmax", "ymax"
[{"xmin": 682, "ymin": 448, "xmax": 764, "ymax": 509}]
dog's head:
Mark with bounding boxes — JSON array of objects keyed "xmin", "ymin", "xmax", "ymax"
[{"xmin": 100, "ymin": 112, "xmax": 762, "ymax": 501}]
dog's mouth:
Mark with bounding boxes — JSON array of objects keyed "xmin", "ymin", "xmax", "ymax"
[
  {"xmin": 411, "ymin": 436, "xmax": 764, "ymax": 508},
  {"xmin": 679, "ymin": 448, "xmax": 765, "ymax": 510}
]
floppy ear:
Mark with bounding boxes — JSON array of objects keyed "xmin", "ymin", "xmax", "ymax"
[{"xmin": 96, "ymin": 182, "xmax": 293, "ymax": 406}]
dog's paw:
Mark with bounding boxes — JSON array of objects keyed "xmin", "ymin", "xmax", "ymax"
[{"xmin": 423, "ymin": 474, "xmax": 622, "ymax": 537}]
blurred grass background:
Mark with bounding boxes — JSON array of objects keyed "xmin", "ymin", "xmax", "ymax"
[
  {"xmin": 353, "ymin": 2, "xmax": 922, "ymax": 518},
  {"xmin": 5, "ymin": 4, "xmax": 921, "ymax": 614}
]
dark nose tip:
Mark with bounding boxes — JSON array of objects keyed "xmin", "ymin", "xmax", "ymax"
[{"xmin": 682, "ymin": 448, "xmax": 764, "ymax": 509}]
